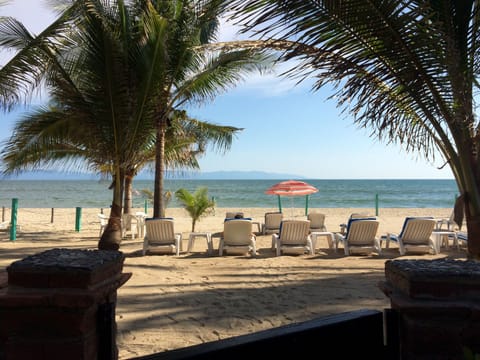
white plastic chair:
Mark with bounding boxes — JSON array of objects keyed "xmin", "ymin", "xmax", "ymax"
[
  {"xmin": 339, "ymin": 213, "xmax": 371, "ymax": 234},
  {"xmin": 272, "ymin": 220, "xmax": 313, "ymax": 256},
  {"xmin": 122, "ymin": 213, "xmax": 139, "ymax": 239},
  {"xmin": 334, "ymin": 219, "xmax": 381, "ymax": 256},
  {"xmin": 307, "ymin": 212, "xmax": 327, "ymax": 232},
  {"xmin": 98, "ymin": 214, "xmax": 108, "ymax": 236},
  {"xmin": 135, "ymin": 211, "xmax": 147, "ymax": 238},
  {"xmin": 383, "ymin": 217, "xmax": 437, "ymax": 255},
  {"xmin": 143, "ymin": 218, "xmax": 182, "ymax": 256},
  {"xmin": 219, "ymin": 219, "xmax": 256, "ymax": 257},
  {"xmin": 262, "ymin": 212, "xmax": 283, "ymax": 235}
]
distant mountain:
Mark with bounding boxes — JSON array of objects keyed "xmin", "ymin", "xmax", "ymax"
[
  {"xmin": 4, "ymin": 170, "xmax": 304, "ymax": 180},
  {"xmin": 2, "ymin": 171, "xmax": 99, "ymax": 181},
  {"xmin": 164, "ymin": 171, "xmax": 303, "ymax": 180}
]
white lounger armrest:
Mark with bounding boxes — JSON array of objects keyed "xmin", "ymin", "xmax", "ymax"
[{"xmin": 333, "ymin": 233, "xmax": 345, "ymax": 252}]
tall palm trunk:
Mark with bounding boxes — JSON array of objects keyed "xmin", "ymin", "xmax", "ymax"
[
  {"xmin": 465, "ymin": 198, "xmax": 480, "ymax": 259},
  {"xmin": 154, "ymin": 116, "xmax": 167, "ymax": 218},
  {"xmin": 124, "ymin": 172, "xmax": 134, "ymax": 215},
  {"xmin": 99, "ymin": 169, "xmax": 124, "ymax": 250},
  {"xmin": 460, "ymin": 153, "xmax": 480, "ymax": 258},
  {"xmin": 99, "ymin": 202, "xmax": 123, "ymax": 250},
  {"xmin": 451, "ymin": 102, "xmax": 480, "ymax": 258}
]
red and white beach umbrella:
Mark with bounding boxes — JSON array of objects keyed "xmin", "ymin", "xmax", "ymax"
[
  {"xmin": 265, "ymin": 180, "xmax": 319, "ymax": 216},
  {"xmin": 265, "ymin": 180, "xmax": 319, "ymax": 196}
]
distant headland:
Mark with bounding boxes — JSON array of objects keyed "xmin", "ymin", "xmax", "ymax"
[{"xmin": 3, "ymin": 170, "xmax": 305, "ymax": 181}]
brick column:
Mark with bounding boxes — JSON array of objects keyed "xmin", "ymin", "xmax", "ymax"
[
  {"xmin": 380, "ymin": 258, "xmax": 480, "ymax": 359},
  {"xmin": 0, "ymin": 248, "xmax": 131, "ymax": 360}
]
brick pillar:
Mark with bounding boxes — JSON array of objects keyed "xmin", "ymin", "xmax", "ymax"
[
  {"xmin": 379, "ymin": 258, "xmax": 480, "ymax": 359},
  {"xmin": 0, "ymin": 248, "xmax": 131, "ymax": 360}
]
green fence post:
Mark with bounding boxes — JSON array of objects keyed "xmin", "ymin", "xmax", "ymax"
[
  {"xmin": 75, "ymin": 207, "xmax": 82, "ymax": 232},
  {"xmin": 375, "ymin": 194, "xmax": 379, "ymax": 216},
  {"xmin": 10, "ymin": 198, "xmax": 18, "ymax": 241}
]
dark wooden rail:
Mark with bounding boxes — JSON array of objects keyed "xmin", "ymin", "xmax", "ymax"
[{"xmin": 130, "ymin": 309, "xmax": 389, "ymax": 360}]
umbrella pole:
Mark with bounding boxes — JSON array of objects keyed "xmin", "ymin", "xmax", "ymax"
[
  {"xmin": 277, "ymin": 195, "xmax": 282, "ymax": 213},
  {"xmin": 305, "ymin": 195, "xmax": 309, "ymax": 216}
]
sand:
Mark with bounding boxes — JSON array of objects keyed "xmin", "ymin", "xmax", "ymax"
[{"xmin": 0, "ymin": 207, "xmax": 467, "ymax": 359}]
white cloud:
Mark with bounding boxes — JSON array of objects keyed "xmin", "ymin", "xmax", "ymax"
[
  {"xmin": 229, "ymin": 59, "xmax": 314, "ymax": 97},
  {"xmin": 218, "ymin": 15, "xmax": 316, "ymax": 97}
]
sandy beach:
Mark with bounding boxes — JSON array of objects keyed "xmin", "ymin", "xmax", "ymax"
[{"xmin": 0, "ymin": 207, "xmax": 467, "ymax": 359}]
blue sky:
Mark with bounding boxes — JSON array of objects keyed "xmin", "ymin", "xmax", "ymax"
[{"xmin": 0, "ymin": 1, "xmax": 454, "ymax": 180}]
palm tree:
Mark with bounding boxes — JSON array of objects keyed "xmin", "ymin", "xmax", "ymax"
[
  {"xmin": 0, "ymin": 0, "xmax": 271, "ymax": 249},
  {"xmin": 140, "ymin": 188, "xmax": 172, "ymax": 209},
  {"xmin": 137, "ymin": 0, "xmax": 273, "ymax": 218},
  {"xmin": 175, "ymin": 187, "xmax": 215, "ymax": 232},
  {"xmin": 0, "ymin": 1, "xmax": 155, "ymax": 250},
  {"xmin": 228, "ymin": 0, "xmax": 480, "ymax": 260}
]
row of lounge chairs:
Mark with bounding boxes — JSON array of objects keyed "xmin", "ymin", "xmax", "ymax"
[
  {"xmin": 140, "ymin": 213, "xmax": 467, "ymax": 257},
  {"xmin": 263, "ymin": 212, "xmax": 465, "ymax": 257},
  {"xmin": 140, "ymin": 212, "xmax": 324, "ymax": 257}
]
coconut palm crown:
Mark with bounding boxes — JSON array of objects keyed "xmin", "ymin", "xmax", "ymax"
[{"xmin": 228, "ymin": 0, "xmax": 480, "ymax": 259}]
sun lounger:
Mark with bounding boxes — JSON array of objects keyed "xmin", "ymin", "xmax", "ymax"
[
  {"xmin": 382, "ymin": 217, "xmax": 436, "ymax": 255},
  {"xmin": 272, "ymin": 220, "xmax": 313, "ymax": 256},
  {"xmin": 334, "ymin": 218, "xmax": 381, "ymax": 256}
]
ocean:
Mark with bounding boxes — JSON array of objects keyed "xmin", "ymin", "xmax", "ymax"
[{"xmin": 0, "ymin": 179, "xmax": 458, "ymax": 209}]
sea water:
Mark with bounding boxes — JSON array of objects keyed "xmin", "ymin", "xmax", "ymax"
[{"xmin": 0, "ymin": 179, "xmax": 458, "ymax": 209}]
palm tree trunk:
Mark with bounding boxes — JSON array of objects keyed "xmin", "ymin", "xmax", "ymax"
[
  {"xmin": 124, "ymin": 173, "xmax": 134, "ymax": 215},
  {"xmin": 463, "ymin": 189, "xmax": 480, "ymax": 259},
  {"xmin": 98, "ymin": 170, "xmax": 124, "ymax": 250},
  {"xmin": 99, "ymin": 203, "xmax": 123, "ymax": 250},
  {"xmin": 154, "ymin": 117, "xmax": 166, "ymax": 218},
  {"xmin": 452, "ymin": 124, "xmax": 480, "ymax": 259}
]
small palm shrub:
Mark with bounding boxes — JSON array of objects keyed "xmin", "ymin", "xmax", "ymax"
[{"xmin": 175, "ymin": 187, "xmax": 215, "ymax": 232}]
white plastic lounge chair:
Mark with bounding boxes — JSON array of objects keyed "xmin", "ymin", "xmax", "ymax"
[
  {"xmin": 98, "ymin": 214, "xmax": 108, "ymax": 236},
  {"xmin": 143, "ymin": 218, "xmax": 182, "ymax": 256},
  {"xmin": 436, "ymin": 210, "xmax": 465, "ymax": 231},
  {"xmin": 272, "ymin": 220, "xmax": 313, "ymax": 256},
  {"xmin": 383, "ymin": 217, "xmax": 437, "ymax": 255},
  {"xmin": 219, "ymin": 219, "xmax": 256, "ymax": 257},
  {"xmin": 135, "ymin": 211, "xmax": 147, "ymax": 238},
  {"xmin": 435, "ymin": 210, "xmax": 456, "ymax": 231},
  {"xmin": 334, "ymin": 219, "xmax": 381, "ymax": 256},
  {"xmin": 223, "ymin": 214, "xmax": 261, "ymax": 234},
  {"xmin": 122, "ymin": 213, "xmax": 140, "ymax": 239},
  {"xmin": 307, "ymin": 212, "xmax": 327, "ymax": 232},
  {"xmin": 339, "ymin": 213, "xmax": 371, "ymax": 234},
  {"xmin": 262, "ymin": 212, "xmax": 283, "ymax": 235},
  {"xmin": 225, "ymin": 211, "xmax": 244, "ymax": 219}
]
